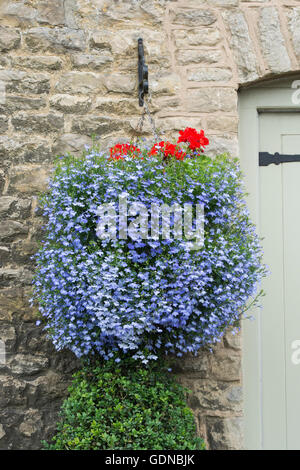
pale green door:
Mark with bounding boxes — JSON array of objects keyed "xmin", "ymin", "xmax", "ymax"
[
  {"xmin": 239, "ymin": 81, "xmax": 300, "ymax": 450},
  {"xmin": 259, "ymin": 113, "xmax": 300, "ymax": 450}
]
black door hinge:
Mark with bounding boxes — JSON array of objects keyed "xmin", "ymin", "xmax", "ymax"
[{"xmin": 259, "ymin": 152, "xmax": 300, "ymax": 167}]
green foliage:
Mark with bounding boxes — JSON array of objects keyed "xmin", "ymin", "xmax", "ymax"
[{"xmin": 44, "ymin": 359, "xmax": 206, "ymax": 450}]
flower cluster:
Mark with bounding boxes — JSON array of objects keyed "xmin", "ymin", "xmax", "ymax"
[
  {"xmin": 150, "ymin": 141, "xmax": 186, "ymax": 160},
  {"xmin": 178, "ymin": 128, "xmax": 209, "ymax": 152},
  {"xmin": 109, "ymin": 127, "xmax": 209, "ymax": 162},
  {"xmin": 33, "ymin": 130, "xmax": 265, "ymax": 363},
  {"xmin": 110, "ymin": 143, "xmax": 140, "ymax": 160}
]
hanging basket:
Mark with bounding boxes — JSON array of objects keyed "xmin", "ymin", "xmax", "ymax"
[{"xmin": 32, "ymin": 127, "xmax": 266, "ymax": 363}]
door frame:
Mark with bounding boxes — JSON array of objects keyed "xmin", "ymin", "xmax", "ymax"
[{"xmin": 238, "ymin": 77, "xmax": 300, "ymax": 450}]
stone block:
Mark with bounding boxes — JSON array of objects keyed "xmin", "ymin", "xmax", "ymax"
[
  {"xmin": 36, "ymin": 0, "xmax": 65, "ymax": 26},
  {"xmin": 171, "ymin": 351, "xmax": 211, "ymax": 377},
  {"xmin": 223, "ymin": 10, "xmax": 258, "ymax": 83},
  {"xmin": 19, "ymin": 409, "xmax": 43, "ymax": 437},
  {"xmin": 71, "ymin": 115, "xmax": 126, "ymax": 136},
  {"xmin": 0, "ymin": 136, "xmax": 52, "ymax": 164},
  {"xmin": 0, "ymin": 197, "xmax": 18, "ymax": 217},
  {"xmin": 0, "ymin": 220, "xmax": 28, "ymax": 242},
  {"xmin": 95, "ymin": 0, "xmax": 165, "ymax": 25},
  {"xmin": 0, "ymin": 424, "xmax": 5, "ymax": 441},
  {"xmin": 205, "ymin": 135, "xmax": 238, "ymax": 158},
  {"xmin": 224, "ymin": 329, "xmax": 241, "ymax": 350},
  {"xmin": 0, "ymin": 70, "xmax": 50, "ymax": 95},
  {"xmin": 207, "ymin": 115, "xmax": 238, "ymax": 133},
  {"xmin": 0, "ymin": 96, "xmax": 46, "ymax": 114},
  {"xmin": 12, "ymin": 112, "xmax": 64, "ymax": 135},
  {"xmin": 259, "ymin": 7, "xmax": 291, "ymax": 73},
  {"xmin": 50, "ymin": 94, "xmax": 91, "ymax": 114},
  {"xmin": 173, "ymin": 28, "xmax": 220, "ymax": 48},
  {"xmin": 55, "ymin": 72, "xmax": 103, "ymax": 94},
  {"xmin": 171, "ymin": 9, "xmax": 217, "ymax": 26},
  {"xmin": 0, "ymin": 288, "xmax": 24, "ymax": 321},
  {"xmin": 0, "ymin": 246, "xmax": 10, "ymax": 266},
  {"xmin": 151, "ymin": 73, "xmax": 182, "ymax": 96},
  {"xmin": 0, "ymin": 324, "xmax": 16, "ymax": 350},
  {"xmin": 94, "ymin": 97, "xmax": 140, "ymax": 115},
  {"xmin": 210, "ymin": 349, "xmax": 242, "ymax": 382},
  {"xmin": 0, "ymin": 375, "xmax": 26, "ymax": 407},
  {"xmin": 24, "ymin": 27, "xmax": 86, "ymax": 53},
  {"xmin": 288, "ymin": 8, "xmax": 300, "ymax": 61},
  {"xmin": 71, "ymin": 53, "xmax": 113, "ymax": 70},
  {"xmin": 0, "ymin": 2, "xmax": 36, "ymax": 27},
  {"xmin": 187, "ymin": 88, "xmax": 237, "ymax": 113},
  {"xmin": 0, "ymin": 115, "xmax": 8, "ymax": 133},
  {"xmin": 206, "ymin": 416, "xmax": 244, "ymax": 450},
  {"xmin": 12, "ymin": 240, "xmax": 38, "ymax": 265},
  {"xmin": 8, "ymin": 165, "xmax": 50, "ymax": 195},
  {"xmin": 104, "ymin": 73, "xmax": 137, "ymax": 94},
  {"xmin": 187, "ymin": 68, "xmax": 232, "ymax": 83},
  {"xmin": 12, "ymin": 56, "xmax": 63, "ymax": 71},
  {"xmin": 177, "ymin": 49, "xmax": 221, "ymax": 65},
  {"xmin": 0, "ymin": 268, "xmax": 33, "ymax": 287},
  {"xmin": 0, "ymin": 27, "xmax": 20, "ymax": 52},
  {"xmin": 26, "ymin": 371, "xmax": 71, "ymax": 407},
  {"xmin": 8, "ymin": 354, "xmax": 49, "ymax": 376},
  {"xmin": 53, "ymin": 133, "xmax": 93, "ymax": 157},
  {"xmin": 0, "ymin": 170, "xmax": 5, "ymax": 194}
]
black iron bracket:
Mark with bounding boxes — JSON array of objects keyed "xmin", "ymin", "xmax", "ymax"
[
  {"xmin": 138, "ymin": 38, "xmax": 148, "ymax": 107},
  {"xmin": 259, "ymin": 152, "xmax": 300, "ymax": 167}
]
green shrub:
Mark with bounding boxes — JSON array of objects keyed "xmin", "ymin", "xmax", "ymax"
[{"xmin": 44, "ymin": 360, "xmax": 205, "ymax": 450}]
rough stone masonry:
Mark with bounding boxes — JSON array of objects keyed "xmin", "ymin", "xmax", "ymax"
[{"xmin": 0, "ymin": 0, "xmax": 300, "ymax": 450}]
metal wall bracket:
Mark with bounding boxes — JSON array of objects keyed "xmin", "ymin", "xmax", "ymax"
[
  {"xmin": 259, "ymin": 152, "xmax": 300, "ymax": 167},
  {"xmin": 138, "ymin": 38, "xmax": 148, "ymax": 107}
]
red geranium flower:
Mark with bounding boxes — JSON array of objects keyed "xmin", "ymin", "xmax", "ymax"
[
  {"xmin": 177, "ymin": 127, "xmax": 209, "ymax": 152},
  {"xmin": 150, "ymin": 141, "xmax": 186, "ymax": 161},
  {"xmin": 149, "ymin": 141, "xmax": 165, "ymax": 156},
  {"xmin": 109, "ymin": 143, "xmax": 141, "ymax": 160}
]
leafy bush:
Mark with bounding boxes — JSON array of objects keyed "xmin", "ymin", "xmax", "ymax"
[
  {"xmin": 44, "ymin": 360, "xmax": 205, "ymax": 450},
  {"xmin": 32, "ymin": 136, "xmax": 265, "ymax": 362}
]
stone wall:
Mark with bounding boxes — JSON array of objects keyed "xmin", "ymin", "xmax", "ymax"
[{"xmin": 0, "ymin": 0, "xmax": 300, "ymax": 450}]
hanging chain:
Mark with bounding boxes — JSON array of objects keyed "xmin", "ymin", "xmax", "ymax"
[
  {"xmin": 135, "ymin": 105, "xmax": 146, "ymax": 136},
  {"xmin": 135, "ymin": 92, "xmax": 161, "ymax": 144}
]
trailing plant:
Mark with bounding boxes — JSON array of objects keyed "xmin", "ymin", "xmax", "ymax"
[
  {"xmin": 32, "ymin": 128, "xmax": 266, "ymax": 363},
  {"xmin": 43, "ymin": 359, "xmax": 206, "ymax": 450}
]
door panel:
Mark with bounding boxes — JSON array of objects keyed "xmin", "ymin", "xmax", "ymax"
[{"xmin": 259, "ymin": 113, "xmax": 300, "ymax": 449}]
